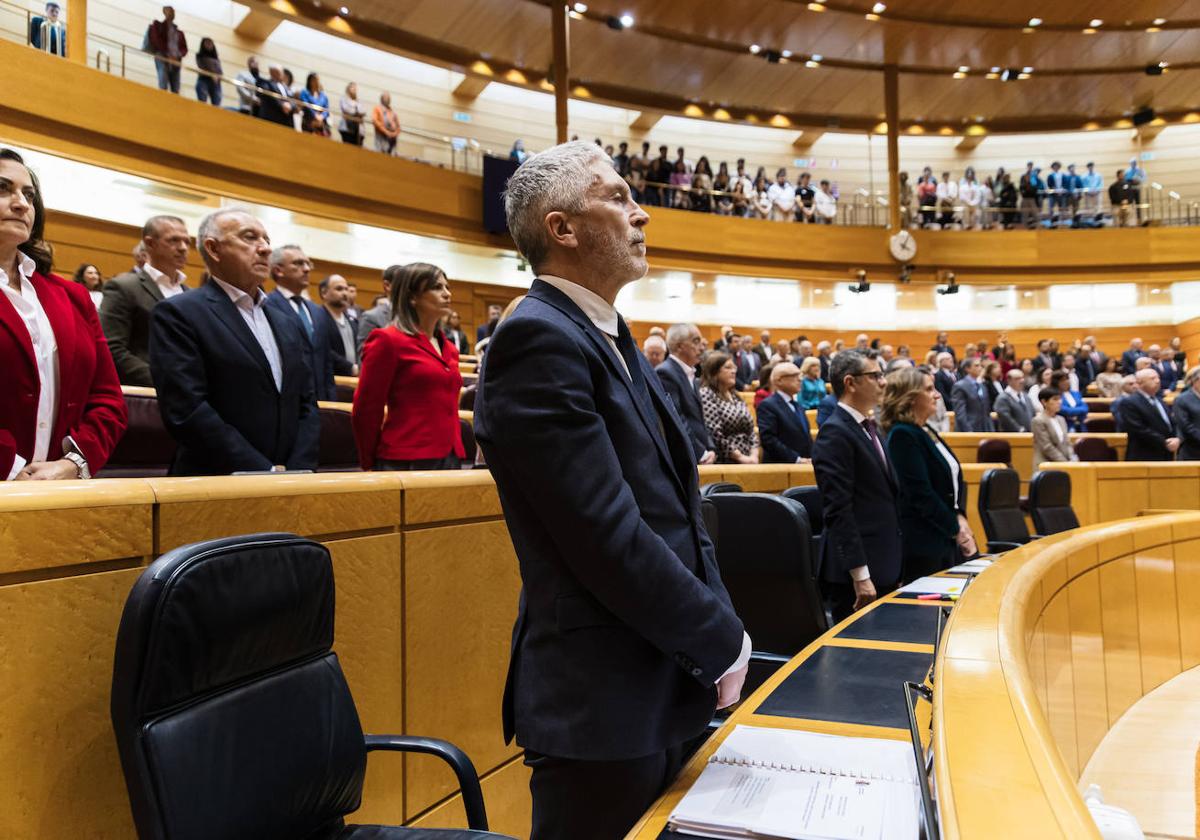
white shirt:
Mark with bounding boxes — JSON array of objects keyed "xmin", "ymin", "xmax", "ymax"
[
  {"xmin": 767, "ymin": 181, "xmax": 796, "ymax": 211},
  {"xmin": 930, "ymin": 432, "xmax": 961, "ymax": 504},
  {"xmin": 143, "ymin": 262, "xmax": 185, "ymax": 299},
  {"xmin": 211, "ymin": 276, "xmax": 283, "ymax": 391},
  {"xmin": 959, "ymin": 180, "xmax": 980, "ymax": 207},
  {"xmin": 813, "ymin": 188, "xmax": 837, "ymax": 219},
  {"xmin": 1048, "ymin": 414, "xmax": 1065, "ymax": 443},
  {"xmin": 540, "ymin": 273, "xmax": 751, "ymax": 682},
  {"xmin": 2, "ymin": 253, "xmax": 59, "ymax": 479},
  {"xmin": 936, "ymin": 180, "xmax": 959, "ymax": 200},
  {"xmin": 1066, "ymin": 370, "xmax": 1079, "ymax": 392},
  {"xmin": 329, "ymin": 308, "xmax": 356, "ymax": 362},
  {"xmin": 669, "ymin": 353, "xmax": 695, "ymax": 385}
]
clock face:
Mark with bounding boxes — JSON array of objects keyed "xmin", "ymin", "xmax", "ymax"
[{"xmin": 888, "ymin": 230, "xmax": 917, "ymax": 262}]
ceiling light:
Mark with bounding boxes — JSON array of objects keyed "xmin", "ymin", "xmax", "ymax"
[
  {"xmin": 872, "ymin": 2, "xmax": 886, "ymax": 11},
  {"xmin": 807, "ymin": 2, "xmax": 826, "ymax": 11},
  {"xmin": 957, "ymin": 65, "xmax": 969, "ymax": 73},
  {"xmin": 338, "ymin": 5, "xmax": 349, "ymax": 13},
  {"xmin": 1089, "ymin": 18, "xmax": 1103, "ymax": 26},
  {"xmin": 986, "ymin": 72, "xmax": 999, "ymax": 79},
  {"xmin": 864, "ymin": 13, "xmax": 880, "ymax": 20},
  {"xmin": 1022, "ymin": 66, "xmax": 1033, "ymax": 73},
  {"xmin": 989, "ymin": 66, "xmax": 1000, "ymax": 73},
  {"xmin": 1028, "ymin": 17, "xmax": 1042, "ymax": 26},
  {"xmin": 809, "ymin": 53, "xmax": 821, "ymax": 61},
  {"xmin": 953, "ymin": 71, "xmax": 966, "ymax": 79},
  {"xmin": 572, "ymin": 2, "xmax": 587, "ymax": 11},
  {"xmin": 781, "ymin": 49, "xmax": 793, "ymax": 58},
  {"xmin": 1146, "ymin": 26, "xmax": 1162, "ymax": 32},
  {"xmin": 1153, "ymin": 17, "xmax": 1167, "ymax": 25},
  {"xmin": 1082, "ymin": 27, "xmax": 1097, "ymax": 34},
  {"xmin": 749, "ymin": 44, "xmax": 760, "ymax": 53},
  {"xmin": 1152, "ymin": 288, "xmax": 1162, "ymax": 294},
  {"xmin": 619, "ymin": 13, "xmax": 634, "ymax": 27},
  {"xmin": 805, "ymin": 59, "xmax": 820, "ymax": 68}
]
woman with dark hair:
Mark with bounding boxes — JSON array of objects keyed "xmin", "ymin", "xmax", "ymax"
[
  {"xmin": 300, "ymin": 72, "xmax": 330, "ymax": 136},
  {"xmin": 352, "ymin": 262, "xmax": 464, "ymax": 470},
  {"xmin": 691, "ymin": 156, "xmax": 714, "ymax": 212},
  {"xmin": 881, "ymin": 366, "xmax": 976, "ymax": 580},
  {"xmin": 194, "ymin": 37, "xmax": 223, "ymax": 106},
  {"xmin": 0, "ymin": 149, "xmax": 126, "ymax": 480},
  {"xmin": 698, "ymin": 351, "xmax": 759, "ymax": 464},
  {"xmin": 982, "ymin": 359, "xmax": 1004, "ymax": 414},
  {"xmin": 72, "ymin": 262, "xmax": 104, "ymax": 309}
]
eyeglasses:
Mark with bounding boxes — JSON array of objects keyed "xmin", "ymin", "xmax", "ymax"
[{"xmin": 852, "ymin": 371, "xmax": 885, "ymax": 381}]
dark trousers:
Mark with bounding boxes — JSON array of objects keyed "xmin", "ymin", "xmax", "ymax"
[
  {"xmin": 525, "ymin": 745, "xmax": 684, "ymax": 840},
  {"xmin": 822, "ymin": 578, "xmax": 898, "ymax": 624},
  {"xmin": 376, "ymin": 452, "xmax": 461, "ymax": 471}
]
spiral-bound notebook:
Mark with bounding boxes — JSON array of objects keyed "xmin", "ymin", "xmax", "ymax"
[{"xmin": 668, "ymin": 725, "xmax": 920, "ymax": 840}]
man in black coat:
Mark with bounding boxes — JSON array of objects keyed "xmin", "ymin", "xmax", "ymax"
[
  {"xmin": 1173, "ymin": 369, "xmax": 1200, "ymax": 460},
  {"xmin": 950, "ymin": 357, "xmax": 996, "ymax": 433},
  {"xmin": 811, "ymin": 349, "xmax": 901, "ymax": 622},
  {"xmin": 933, "ymin": 351, "xmax": 958, "ymax": 407},
  {"xmin": 756, "ymin": 362, "xmax": 813, "ymax": 463},
  {"xmin": 264, "ymin": 245, "xmax": 338, "ymax": 401},
  {"xmin": 656, "ymin": 323, "xmax": 715, "ymax": 464},
  {"xmin": 256, "ymin": 65, "xmax": 295, "ymax": 127},
  {"xmin": 149, "ymin": 209, "xmax": 319, "ymax": 475},
  {"xmin": 1123, "ymin": 368, "xmax": 1179, "ymax": 461},
  {"xmin": 474, "ymin": 142, "xmax": 747, "ymax": 839}
]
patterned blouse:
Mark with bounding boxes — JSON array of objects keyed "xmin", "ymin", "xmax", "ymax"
[{"xmin": 699, "ymin": 386, "xmax": 759, "ymax": 463}]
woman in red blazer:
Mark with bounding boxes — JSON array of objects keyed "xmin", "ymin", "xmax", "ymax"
[
  {"xmin": 352, "ymin": 262, "xmax": 464, "ymax": 470},
  {"xmin": 0, "ymin": 148, "xmax": 127, "ymax": 480}
]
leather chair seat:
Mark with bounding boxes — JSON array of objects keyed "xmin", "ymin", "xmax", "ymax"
[{"xmin": 340, "ymin": 828, "xmax": 505, "ymax": 839}]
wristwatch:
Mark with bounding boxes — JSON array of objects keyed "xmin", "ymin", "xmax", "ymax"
[{"xmin": 61, "ymin": 437, "xmax": 91, "ymax": 480}]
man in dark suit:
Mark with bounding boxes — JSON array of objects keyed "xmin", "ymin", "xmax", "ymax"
[
  {"xmin": 1155, "ymin": 346, "xmax": 1180, "ymax": 394},
  {"xmin": 994, "ymin": 369, "xmax": 1035, "ymax": 432},
  {"xmin": 1121, "ymin": 338, "xmax": 1145, "ymax": 375},
  {"xmin": 1075, "ymin": 343, "xmax": 1097, "ymax": 393},
  {"xmin": 950, "ymin": 357, "xmax": 995, "ymax": 432},
  {"xmin": 933, "ymin": 351, "xmax": 957, "ymax": 406},
  {"xmin": 1174, "ymin": 368, "xmax": 1200, "ymax": 460},
  {"xmin": 100, "ymin": 215, "xmax": 191, "ymax": 385},
  {"xmin": 757, "ymin": 363, "xmax": 813, "ymax": 463},
  {"xmin": 256, "ymin": 65, "xmax": 295, "ymax": 127},
  {"xmin": 1122, "ymin": 368, "xmax": 1179, "ymax": 461},
  {"xmin": 930, "ymin": 331, "xmax": 955, "ymax": 361},
  {"xmin": 474, "ymin": 142, "xmax": 747, "ymax": 840},
  {"xmin": 753, "ymin": 329, "xmax": 773, "ymax": 368},
  {"xmin": 815, "ymin": 391, "xmax": 839, "ymax": 426},
  {"xmin": 656, "ymin": 322, "xmax": 715, "ymax": 464},
  {"xmin": 318, "ymin": 273, "xmax": 358, "ymax": 375},
  {"xmin": 811, "ymin": 349, "xmax": 901, "ymax": 622},
  {"xmin": 732, "ymin": 335, "xmax": 759, "ymax": 390},
  {"xmin": 149, "ymin": 209, "xmax": 319, "ymax": 475},
  {"xmin": 444, "ymin": 309, "xmax": 471, "ymax": 356},
  {"xmin": 265, "ymin": 245, "xmax": 338, "ymax": 401},
  {"xmin": 712, "ymin": 325, "xmax": 734, "ymax": 352},
  {"xmin": 475, "ymin": 303, "xmax": 501, "ymax": 346}
]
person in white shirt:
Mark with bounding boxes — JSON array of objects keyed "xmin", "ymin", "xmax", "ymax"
[
  {"xmin": 235, "ymin": 56, "xmax": 261, "ymax": 115},
  {"xmin": 959, "ymin": 168, "xmax": 981, "ymax": 229},
  {"xmin": 766, "ymin": 168, "xmax": 795, "ymax": 222},
  {"xmin": 730, "ymin": 162, "xmax": 754, "ymax": 218},
  {"xmin": 936, "ymin": 170, "xmax": 959, "ymax": 228},
  {"xmin": 813, "ymin": 179, "xmax": 837, "ymax": 224}
]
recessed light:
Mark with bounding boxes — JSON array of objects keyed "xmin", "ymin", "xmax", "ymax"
[
  {"xmin": 619, "ymin": 13, "xmax": 634, "ymax": 27},
  {"xmin": 1152, "ymin": 288, "xmax": 1162, "ymax": 294},
  {"xmin": 805, "ymin": 60, "xmax": 820, "ymax": 68},
  {"xmin": 872, "ymin": 2, "xmax": 886, "ymax": 12},
  {"xmin": 957, "ymin": 65, "xmax": 969, "ymax": 73},
  {"xmin": 807, "ymin": 2, "xmax": 826, "ymax": 11},
  {"xmin": 1022, "ymin": 66, "xmax": 1033, "ymax": 73},
  {"xmin": 810, "ymin": 53, "xmax": 821, "ymax": 61},
  {"xmin": 1028, "ymin": 17, "xmax": 1042, "ymax": 26},
  {"xmin": 338, "ymin": 5, "xmax": 349, "ymax": 13},
  {"xmin": 989, "ymin": 66, "xmax": 1000, "ymax": 73},
  {"xmin": 1153, "ymin": 17, "xmax": 1167, "ymax": 25},
  {"xmin": 1160, "ymin": 61, "xmax": 1170, "ymax": 68},
  {"xmin": 1018, "ymin": 73, "xmax": 1031, "ymax": 79},
  {"xmin": 573, "ymin": 2, "xmax": 587, "ymax": 11},
  {"xmin": 749, "ymin": 44, "xmax": 761, "ymax": 53},
  {"xmin": 781, "ymin": 49, "xmax": 793, "ymax": 58},
  {"xmin": 953, "ymin": 72, "xmax": 966, "ymax": 79},
  {"xmin": 865, "ymin": 13, "xmax": 880, "ymax": 21},
  {"xmin": 1089, "ymin": 18, "xmax": 1103, "ymax": 26},
  {"xmin": 1146, "ymin": 26, "xmax": 1162, "ymax": 32},
  {"xmin": 1083, "ymin": 27, "xmax": 1097, "ymax": 34}
]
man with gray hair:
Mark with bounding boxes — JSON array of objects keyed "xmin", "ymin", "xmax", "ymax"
[
  {"xmin": 265, "ymin": 244, "xmax": 338, "ymax": 400},
  {"xmin": 149, "ymin": 208, "xmax": 318, "ymax": 475},
  {"xmin": 994, "ymin": 369, "xmax": 1035, "ymax": 432},
  {"xmin": 475, "ymin": 141, "xmax": 747, "ymax": 837},
  {"xmin": 657, "ymin": 322, "xmax": 716, "ymax": 464},
  {"xmin": 641, "ymin": 333, "xmax": 667, "ymax": 366}
]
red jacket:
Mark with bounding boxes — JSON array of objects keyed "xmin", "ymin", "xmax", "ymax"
[
  {"xmin": 352, "ymin": 325, "xmax": 464, "ymax": 468},
  {"xmin": 0, "ymin": 271, "xmax": 127, "ymax": 477},
  {"xmin": 147, "ymin": 19, "xmax": 188, "ymax": 58}
]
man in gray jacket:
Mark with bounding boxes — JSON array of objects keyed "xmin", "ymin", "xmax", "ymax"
[
  {"xmin": 994, "ymin": 369, "xmax": 1036, "ymax": 432},
  {"xmin": 355, "ymin": 267, "xmax": 394, "ymax": 357},
  {"xmin": 950, "ymin": 357, "xmax": 995, "ymax": 432}
]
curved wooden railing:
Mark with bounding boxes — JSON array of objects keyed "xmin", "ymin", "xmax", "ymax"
[{"xmin": 934, "ymin": 512, "xmax": 1200, "ymax": 837}]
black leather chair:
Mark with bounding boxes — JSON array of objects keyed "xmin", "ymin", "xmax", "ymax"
[
  {"xmin": 98, "ymin": 391, "xmax": 177, "ymax": 477},
  {"xmin": 335, "ymin": 380, "xmax": 357, "ymax": 403},
  {"xmin": 111, "ymin": 533, "xmax": 512, "ymax": 840},
  {"xmin": 978, "ymin": 468, "xmax": 1042, "ymax": 553},
  {"xmin": 1083, "ymin": 416, "xmax": 1116, "ymax": 433},
  {"xmin": 706, "ymin": 493, "xmax": 828, "ymax": 699},
  {"xmin": 318, "ymin": 406, "xmax": 362, "ymax": 472},
  {"xmin": 699, "ymin": 482, "xmax": 742, "ymax": 497},
  {"xmin": 459, "ymin": 384, "xmax": 477, "ymax": 411},
  {"xmin": 1074, "ymin": 437, "xmax": 1117, "ymax": 461},
  {"xmin": 977, "ymin": 438, "xmax": 1012, "ymax": 467},
  {"xmin": 1029, "ymin": 470, "xmax": 1080, "ymax": 535},
  {"xmin": 780, "ymin": 485, "xmax": 823, "ymax": 575},
  {"xmin": 700, "ymin": 497, "xmax": 718, "ymax": 545},
  {"xmin": 459, "ymin": 417, "xmax": 477, "ymax": 466}
]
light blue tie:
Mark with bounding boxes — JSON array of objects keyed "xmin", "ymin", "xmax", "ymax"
[{"xmin": 292, "ymin": 297, "xmax": 314, "ymax": 340}]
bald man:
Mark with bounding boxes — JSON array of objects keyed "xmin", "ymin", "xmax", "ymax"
[
  {"xmin": 756, "ymin": 362, "xmax": 813, "ymax": 463},
  {"xmin": 1121, "ymin": 368, "xmax": 1179, "ymax": 461}
]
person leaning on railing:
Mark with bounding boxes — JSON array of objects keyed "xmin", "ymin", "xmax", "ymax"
[
  {"xmin": 338, "ymin": 82, "xmax": 366, "ymax": 147},
  {"xmin": 146, "ymin": 5, "xmax": 187, "ymax": 95},
  {"xmin": 194, "ymin": 38, "xmax": 223, "ymax": 107},
  {"xmin": 30, "ymin": 1, "xmax": 66, "ymax": 57},
  {"xmin": 300, "ymin": 73, "xmax": 331, "ymax": 137}
]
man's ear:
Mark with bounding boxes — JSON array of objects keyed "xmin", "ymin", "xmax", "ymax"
[{"xmin": 545, "ymin": 211, "xmax": 579, "ymax": 251}]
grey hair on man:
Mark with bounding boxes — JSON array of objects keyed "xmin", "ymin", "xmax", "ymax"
[
  {"xmin": 269, "ymin": 244, "xmax": 304, "ymax": 268},
  {"xmin": 665, "ymin": 323, "xmax": 699, "ymax": 353},
  {"xmin": 196, "ymin": 208, "xmax": 254, "ymax": 264},
  {"xmin": 503, "ymin": 139, "xmax": 610, "ymax": 270}
]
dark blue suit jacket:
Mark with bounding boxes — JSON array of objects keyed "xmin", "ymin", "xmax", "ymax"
[
  {"xmin": 1122, "ymin": 391, "xmax": 1174, "ymax": 461},
  {"xmin": 474, "ymin": 279, "xmax": 743, "ymax": 761},
  {"xmin": 757, "ymin": 392, "xmax": 813, "ymax": 463},
  {"xmin": 811, "ymin": 405, "xmax": 902, "ymax": 586},
  {"xmin": 815, "ymin": 392, "xmax": 839, "ymax": 426},
  {"xmin": 886, "ymin": 422, "xmax": 966, "ymax": 580},
  {"xmin": 655, "ymin": 357, "xmax": 712, "ymax": 461},
  {"xmin": 266, "ymin": 290, "xmax": 338, "ymax": 400},
  {"xmin": 149, "ymin": 279, "xmax": 319, "ymax": 475},
  {"xmin": 1121, "ymin": 348, "xmax": 1144, "ymax": 375}
]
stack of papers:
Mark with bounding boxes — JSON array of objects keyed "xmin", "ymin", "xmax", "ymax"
[
  {"xmin": 945, "ymin": 558, "xmax": 993, "ymax": 575},
  {"xmin": 897, "ymin": 576, "xmax": 965, "ymax": 596}
]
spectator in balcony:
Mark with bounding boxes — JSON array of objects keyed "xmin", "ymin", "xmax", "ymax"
[
  {"xmin": 338, "ymin": 82, "xmax": 366, "ymax": 146},
  {"xmin": 1109, "ymin": 170, "xmax": 1133, "ymax": 227},
  {"xmin": 936, "ymin": 170, "xmax": 958, "ymax": 227},
  {"xmin": 101, "ymin": 215, "xmax": 190, "ymax": 386},
  {"xmin": 674, "ymin": 146, "xmax": 693, "ymax": 174},
  {"xmin": 691, "ymin": 157, "xmax": 714, "ymax": 212},
  {"xmin": 978, "ymin": 175, "xmax": 995, "ymax": 228},
  {"xmin": 299, "ymin": 73, "xmax": 331, "ymax": 137},
  {"xmin": 898, "ymin": 171, "xmax": 914, "ymax": 228},
  {"xmin": 319, "ymin": 274, "xmax": 358, "ymax": 375},
  {"xmin": 1045, "ymin": 161, "xmax": 1065, "ymax": 224},
  {"xmin": 959, "ymin": 168, "xmax": 981, "ymax": 229},
  {"xmin": 192, "ymin": 37, "xmax": 223, "ymax": 106},
  {"xmin": 256, "ymin": 65, "xmax": 295, "ymax": 128},
  {"xmin": 1125, "ymin": 157, "xmax": 1147, "ymax": 223},
  {"xmin": 1081, "ymin": 162, "xmax": 1103, "ymax": 220},
  {"xmin": 730, "ymin": 161, "xmax": 753, "ymax": 218},
  {"xmin": 612, "ymin": 142, "xmax": 630, "ymax": 176},
  {"xmin": 916, "ymin": 171, "xmax": 937, "ymax": 227},
  {"xmin": 712, "ymin": 162, "xmax": 732, "ymax": 216},
  {"xmin": 1064, "ymin": 163, "xmax": 1082, "ymax": 223},
  {"xmin": 30, "ymin": 2, "xmax": 66, "ymax": 57},
  {"xmin": 795, "ymin": 172, "xmax": 816, "ymax": 223},
  {"xmin": 667, "ymin": 159, "xmax": 691, "ymax": 209},
  {"xmin": 509, "ymin": 139, "xmax": 529, "ymax": 164},
  {"xmin": 624, "ymin": 141, "xmax": 648, "ymax": 202},
  {"xmin": 72, "ymin": 263, "xmax": 104, "ymax": 310},
  {"xmin": 750, "ymin": 173, "xmax": 772, "ymax": 220},
  {"xmin": 353, "ymin": 262, "xmax": 464, "ymax": 471},
  {"xmin": 699, "ymin": 352, "xmax": 759, "ymax": 464},
  {"xmin": 1018, "ymin": 166, "xmax": 1041, "ymax": 228},
  {"xmin": 767, "ymin": 168, "xmax": 795, "ymax": 222},
  {"xmin": 372, "ymin": 92, "xmax": 400, "ymax": 155},
  {"xmin": 997, "ymin": 173, "xmax": 1017, "ymax": 227},
  {"xmin": 814, "ymin": 179, "xmax": 837, "ymax": 224},
  {"xmin": 798, "ymin": 356, "xmax": 826, "ymax": 410},
  {"xmin": 148, "ymin": 6, "xmax": 188, "ymax": 94},
  {"xmin": 643, "ymin": 145, "xmax": 671, "ymax": 207},
  {"xmin": 235, "ymin": 56, "xmax": 261, "ymax": 116}
]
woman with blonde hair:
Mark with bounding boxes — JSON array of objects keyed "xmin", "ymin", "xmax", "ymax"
[
  {"xmin": 698, "ymin": 351, "xmax": 759, "ymax": 464},
  {"xmin": 881, "ymin": 365, "xmax": 977, "ymax": 580},
  {"xmin": 797, "ymin": 355, "xmax": 825, "ymax": 410}
]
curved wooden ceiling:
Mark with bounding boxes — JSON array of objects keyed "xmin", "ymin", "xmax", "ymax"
[{"xmin": 266, "ymin": 0, "xmax": 1200, "ymax": 132}]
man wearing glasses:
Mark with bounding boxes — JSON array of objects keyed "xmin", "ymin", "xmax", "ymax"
[{"xmin": 811, "ymin": 350, "xmax": 902, "ymax": 621}]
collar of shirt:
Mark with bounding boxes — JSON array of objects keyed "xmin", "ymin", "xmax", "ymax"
[
  {"xmin": 837, "ymin": 401, "xmax": 868, "ymax": 425},
  {"xmin": 211, "ymin": 275, "xmax": 267, "ymax": 311},
  {"xmin": 1005, "ymin": 386, "xmax": 1026, "ymax": 400},
  {"xmin": 144, "ymin": 262, "xmax": 185, "ymax": 289},
  {"xmin": 0, "ymin": 251, "xmax": 37, "ymax": 289},
  {"xmin": 276, "ymin": 286, "xmax": 308, "ymax": 305},
  {"xmin": 539, "ymin": 274, "xmax": 619, "ymax": 339},
  {"xmin": 669, "ymin": 353, "xmax": 695, "ymax": 382}
]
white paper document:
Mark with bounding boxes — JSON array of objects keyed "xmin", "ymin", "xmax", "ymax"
[
  {"xmin": 945, "ymin": 558, "xmax": 993, "ymax": 575},
  {"xmin": 897, "ymin": 576, "xmax": 966, "ymax": 595},
  {"xmin": 668, "ymin": 725, "xmax": 920, "ymax": 839}
]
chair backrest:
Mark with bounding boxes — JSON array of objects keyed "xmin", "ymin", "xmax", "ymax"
[
  {"xmin": 1029, "ymin": 470, "xmax": 1080, "ymax": 535},
  {"xmin": 335, "ymin": 380, "xmax": 357, "ymax": 403},
  {"xmin": 111, "ymin": 534, "xmax": 367, "ymax": 840},
  {"xmin": 700, "ymin": 497, "xmax": 719, "ymax": 546},
  {"xmin": 977, "ymin": 438, "xmax": 1012, "ymax": 467},
  {"xmin": 977, "ymin": 468, "xmax": 1032, "ymax": 548},
  {"xmin": 318, "ymin": 406, "xmax": 362, "ymax": 472},
  {"xmin": 699, "ymin": 482, "xmax": 743, "ymax": 497},
  {"xmin": 460, "ymin": 417, "xmax": 477, "ymax": 465},
  {"xmin": 98, "ymin": 392, "xmax": 177, "ymax": 477},
  {"xmin": 780, "ymin": 485, "xmax": 823, "ymax": 535},
  {"xmin": 459, "ymin": 384, "xmax": 477, "ymax": 411},
  {"xmin": 1083, "ymin": 416, "xmax": 1116, "ymax": 433},
  {"xmin": 707, "ymin": 493, "xmax": 827, "ymax": 655},
  {"xmin": 1073, "ymin": 437, "xmax": 1117, "ymax": 461}
]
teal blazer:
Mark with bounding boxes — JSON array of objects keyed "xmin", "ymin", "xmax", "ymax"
[{"xmin": 885, "ymin": 421, "xmax": 966, "ymax": 579}]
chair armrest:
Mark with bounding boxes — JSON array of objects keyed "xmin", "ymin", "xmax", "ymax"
[
  {"xmin": 364, "ymin": 735, "xmax": 488, "ymax": 831},
  {"xmin": 1029, "ymin": 534, "xmax": 1046, "ymax": 540},
  {"xmin": 986, "ymin": 541, "xmax": 1024, "ymax": 553},
  {"xmin": 749, "ymin": 651, "xmax": 792, "ymax": 665}
]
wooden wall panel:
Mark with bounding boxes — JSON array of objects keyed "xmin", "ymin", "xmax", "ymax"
[
  {"xmin": 1173, "ymin": 536, "xmax": 1200, "ymax": 671},
  {"xmin": 1133, "ymin": 543, "xmax": 1183, "ymax": 695},
  {"xmin": 1067, "ymin": 570, "xmax": 1108, "ymax": 771},
  {"xmin": 1041, "ymin": 591, "xmax": 1078, "ymax": 777},
  {"xmin": 1094, "ymin": 468, "xmax": 1150, "ymax": 525},
  {"xmin": 1097, "ymin": 557, "xmax": 1143, "ymax": 728}
]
